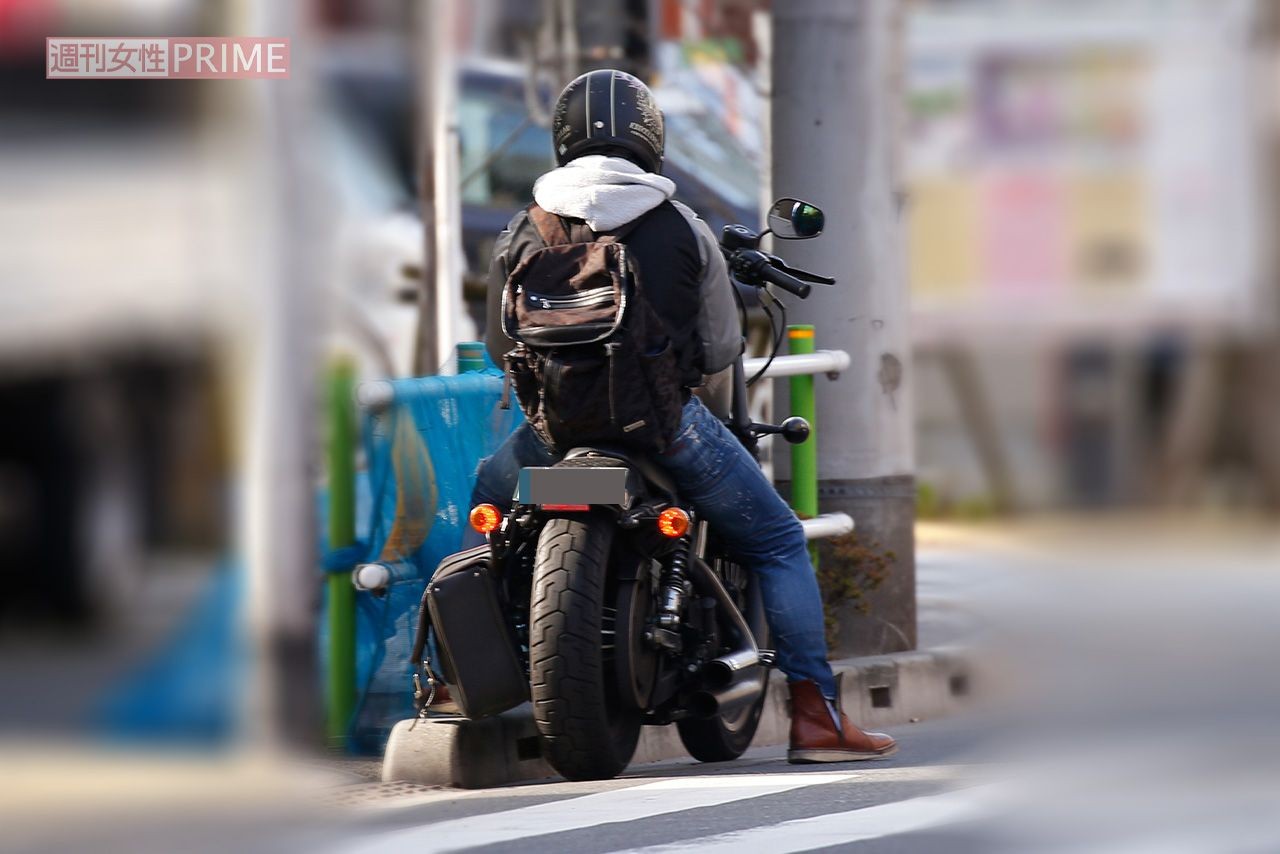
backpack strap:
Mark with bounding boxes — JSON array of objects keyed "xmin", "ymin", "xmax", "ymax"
[
  {"xmin": 526, "ymin": 203, "xmax": 650, "ymax": 247},
  {"xmin": 527, "ymin": 204, "xmax": 572, "ymax": 246}
]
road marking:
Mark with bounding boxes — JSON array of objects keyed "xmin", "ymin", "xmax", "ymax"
[
  {"xmin": 340, "ymin": 773, "xmax": 856, "ymax": 854},
  {"xmin": 336, "ymin": 764, "xmax": 980, "ymax": 815},
  {"xmin": 616, "ymin": 784, "xmax": 1001, "ymax": 854}
]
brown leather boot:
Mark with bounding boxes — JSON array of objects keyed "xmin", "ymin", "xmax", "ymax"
[{"xmin": 787, "ymin": 676, "xmax": 897, "ymax": 763}]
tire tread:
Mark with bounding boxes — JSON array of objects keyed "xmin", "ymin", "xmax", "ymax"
[{"xmin": 530, "ymin": 516, "xmax": 637, "ymax": 780}]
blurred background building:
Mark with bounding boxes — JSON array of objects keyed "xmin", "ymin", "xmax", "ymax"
[
  {"xmin": 906, "ymin": 0, "xmax": 1279, "ymax": 514},
  {"xmin": 0, "ymin": 0, "xmax": 239, "ymax": 736}
]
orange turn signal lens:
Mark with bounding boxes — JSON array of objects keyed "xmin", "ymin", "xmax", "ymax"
[
  {"xmin": 656, "ymin": 507, "xmax": 690, "ymax": 538},
  {"xmin": 469, "ymin": 503, "xmax": 502, "ymax": 535}
]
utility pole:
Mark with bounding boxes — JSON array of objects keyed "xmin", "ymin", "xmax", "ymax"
[
  {"xmin": 1245, "ymin": 0, "xmax": 1280, "ymax": 509},
  {"xmin": 414, "ymin": 0, "xmax": 464, "ymax": 375},
  {"xmin": 771, "ymin": 0, "xmax": 916, "ymax": 655},
  {"xmin": 241, "ymin": 0, "xmax": 323, "ymax": 746}
]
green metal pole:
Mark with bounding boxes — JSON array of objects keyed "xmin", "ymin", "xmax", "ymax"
[
  {"xmin": 326, "ymin": 357, "xmax": 357, "ymax": 748},
  {"xmin": 456, "ymin": 341, "xmax": 486, "ymax": 373},
  {"xmin": 788, "ymin": 325, "xmax": 819, "ymax": 566}
]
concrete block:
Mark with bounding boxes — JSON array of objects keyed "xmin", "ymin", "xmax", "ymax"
[{"xmin": 382, "ymin": 704, "xmax": 556, "ymax": 788}]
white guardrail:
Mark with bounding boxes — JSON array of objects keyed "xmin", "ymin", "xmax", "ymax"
[
  {"xmin": 355, "ymin": 348, "xmax": 855, "ymax": 541},
  {"xmin": 356, "ymin": 380, "xmax": 396, "ymax": 410},
  {"xmin": 800, "ymin": 512, "xmax": 854, "ymax": 540},
  {"xmin": 743, "ymin": 349, "xmax": 850, "ymax": 380},
  {"xmin": 356, "ymin": 350, "xmax": 853, "ymax": 409},
  {"xmin": 745, "ymin": 349, "xmax": 854, "ymax": 541}
]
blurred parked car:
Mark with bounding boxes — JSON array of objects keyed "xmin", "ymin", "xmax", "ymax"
[
  {"xmin": 456, "ymin": 60, "xmax": 759, "ymax": 276},
  {"xmin": 322, "ymin": 56, "xmax": 760, "ymax": 377}
]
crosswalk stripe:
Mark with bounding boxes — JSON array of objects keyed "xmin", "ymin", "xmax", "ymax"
[
  {"xmin": 616, "ymin": 784, "xmax": 1001, "ymax": 854},
  {"xmin": 340, "ymin": 773, "xmax": 856, "ymax": 854}
]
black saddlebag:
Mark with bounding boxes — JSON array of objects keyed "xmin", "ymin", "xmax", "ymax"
[{"xmin": 425, "ymin": 545, "xmax": 527, "ymax": 719}]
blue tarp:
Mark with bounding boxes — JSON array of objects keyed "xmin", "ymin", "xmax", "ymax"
[{"xmin": 332, "ymin": 370, "xmax": 522, "ymax": 751}]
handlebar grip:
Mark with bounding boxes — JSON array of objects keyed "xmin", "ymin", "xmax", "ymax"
[{"xmin": 760, "ymin": 263, "xmax": 812, "ymax": 299}]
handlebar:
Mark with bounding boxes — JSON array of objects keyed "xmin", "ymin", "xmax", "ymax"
[
  {"xmin": 720, "ymin": 224, "xmax": 832, "ymax": 298},
  {"xmin": 765, "ymin": 254, "xmax": 837, "ymax": 286},
  {"xmin": 758, "ymin": 262, "xmax": 812, "ymax": 299},
  {"xmin": 727, "ymin": 248, "xmax": 813, "ymax": 299}
]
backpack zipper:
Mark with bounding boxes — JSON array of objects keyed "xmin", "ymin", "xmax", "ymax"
[{"xmin": 526, "ymin": 286, "xmax": 615, "ymax": 310}]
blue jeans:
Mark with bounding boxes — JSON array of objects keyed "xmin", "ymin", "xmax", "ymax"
[{"xmin": 471, "ymin": 396, "xmax": 837, "ymax": 697}]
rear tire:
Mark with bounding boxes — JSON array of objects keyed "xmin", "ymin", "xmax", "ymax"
[
  {"xmin": 676, "ymin": 682, "xmax": 768, "ymax": 762},
  {"xmin": 530, "ymin": 515, "xmax": 641, "ymax": 781}
]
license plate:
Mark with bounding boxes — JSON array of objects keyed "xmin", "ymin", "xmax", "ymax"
[{"xmin": 518, "ymin": 467, "xmax": 629, "ymax": 506}]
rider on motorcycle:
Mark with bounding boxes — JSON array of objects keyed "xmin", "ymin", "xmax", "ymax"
[{"xmin": 473, "ymin": 69, "xmax": 896, "ymax": 764}]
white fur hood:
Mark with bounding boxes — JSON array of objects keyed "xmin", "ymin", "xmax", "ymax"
[{"xmin": 532, "ymin": 155, "xmax": 676, "ymax": 232}]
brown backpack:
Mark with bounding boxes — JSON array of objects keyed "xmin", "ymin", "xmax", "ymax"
[{"xmin": 500, "ymin": 204, "xmax": 683, "ymax": 453}]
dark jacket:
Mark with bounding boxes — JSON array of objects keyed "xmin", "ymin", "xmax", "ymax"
[{"xmin": 484, "ymin": 199, "xmax": 742, "ymax": 387}]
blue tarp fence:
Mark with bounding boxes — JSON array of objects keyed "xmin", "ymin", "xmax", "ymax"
[{"xmin": 324, "ymin": 369, "xmax": 521, "ymax": 751}]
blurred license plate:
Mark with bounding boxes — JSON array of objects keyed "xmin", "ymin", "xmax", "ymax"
[{"xmin": 519, "ymin": 467, "xmax": 628, "ymax": 505}]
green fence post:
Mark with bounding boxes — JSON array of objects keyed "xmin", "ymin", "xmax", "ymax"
[
  {"xmin": 326, "ymin": 356, "xmax": 357, "ymax": 748},
  {"xmin": 456, "ymin": 341, "xmax": 486, "ymax": 373},
  {"xmin": 788, "ymin": 325, "xmax": 820, "ymax": 566}
]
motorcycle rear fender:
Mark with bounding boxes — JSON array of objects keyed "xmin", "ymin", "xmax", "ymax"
[
  {"xmin": 560, "ymin": 445, "xmax": 679, "ymax": 503},
  {"xmin": 513, "ymin": 446, "xmax": 678, "ymax": 513}
]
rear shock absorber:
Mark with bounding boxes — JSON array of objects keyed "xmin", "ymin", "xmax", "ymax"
[{"xmin": 649, "ymin": 532, "xmax": 693, "ymax": 652}]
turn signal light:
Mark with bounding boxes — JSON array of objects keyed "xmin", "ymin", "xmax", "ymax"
[
  {"xmin": 469, "ymin": 503, "xmax": 502, "ymax": 535},
  {"xmin": 656, "ymin": 507, "xmax": 690, "ymax": 538}
]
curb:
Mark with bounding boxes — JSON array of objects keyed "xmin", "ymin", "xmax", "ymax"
[{"xmin": 382, "ymin": 646, "xmax": 975, "ymax": 788}]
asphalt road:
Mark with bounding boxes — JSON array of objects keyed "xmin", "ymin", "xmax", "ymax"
[{"xmin": 326, "ymin": 715, "xmax": 1003, "ymax": 854}]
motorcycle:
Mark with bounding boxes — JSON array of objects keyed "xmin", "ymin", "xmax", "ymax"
[{"xmin": 412, "ymin": 198, "xmax": 834, "ymax": 781}]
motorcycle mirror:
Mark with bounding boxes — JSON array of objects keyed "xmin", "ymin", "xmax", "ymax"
[
  {"xmin": 767, "ymin": 198, "xmax": 825, "ymax": 239},
  {"xmin": 779, "ymin": 416, "xmax": 811, "ymax": 444}
]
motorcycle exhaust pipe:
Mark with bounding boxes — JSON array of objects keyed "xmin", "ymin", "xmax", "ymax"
[
  {"xmin": 684, "ymin": 556, "xmax": 767, "ymax": 718},
  {"xmin": 686, "ymin": 557, "xmax": 761, "ymax": 686},
  {"xmin": 704, "ymin": 649, "xmax": 760, "ymax": 689},
  {"xmin": 690, "ymin": 670, "xmax": 766, "ymax": 719}
]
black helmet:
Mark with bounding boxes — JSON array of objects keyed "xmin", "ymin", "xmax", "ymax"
[{"xmin": 551, "ymin": 69, "xmax": 664, "ymax": 173}]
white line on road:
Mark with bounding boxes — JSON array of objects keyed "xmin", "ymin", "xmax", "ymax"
[
  {"xmin": 339, "ymin": 773, "xmax": 857, "ymax": 854},
  {"xmin": 615, "ymin": 784, "xmax": 1002, "ymax": 854}
]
